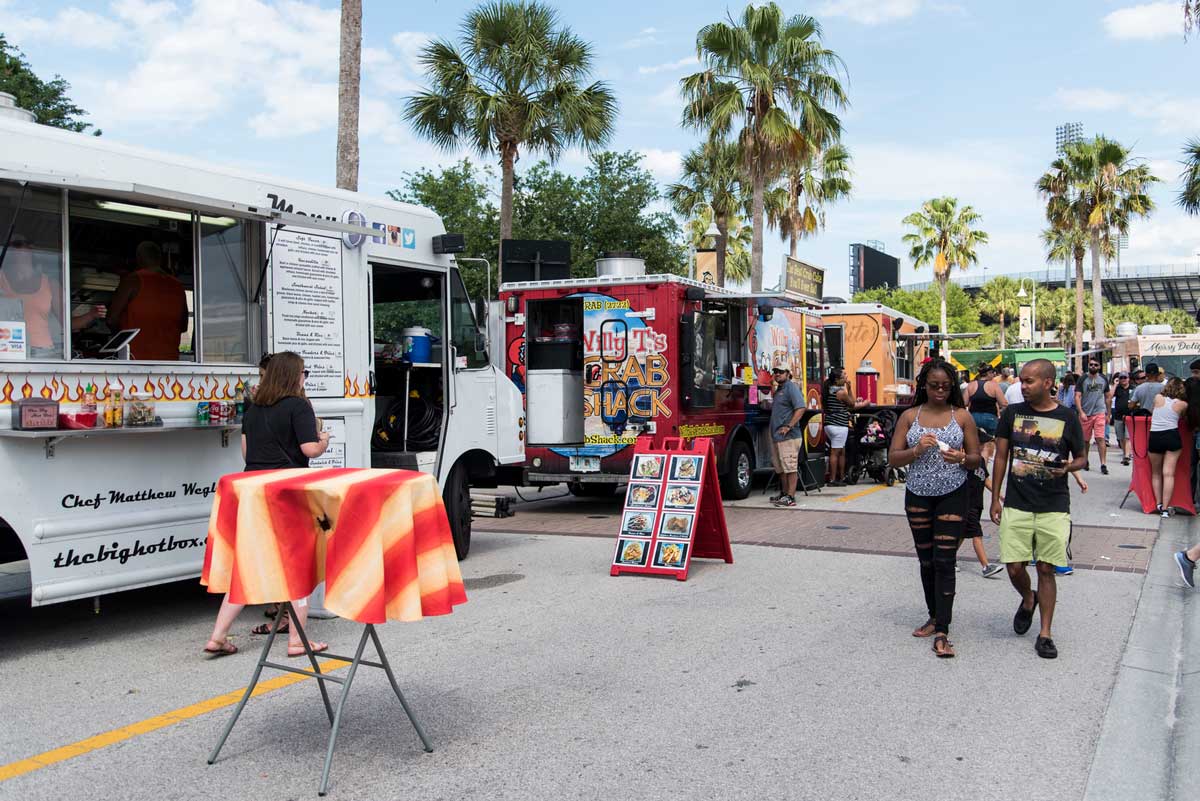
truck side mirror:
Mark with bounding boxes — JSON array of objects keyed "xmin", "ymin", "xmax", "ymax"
[{"xmin": 475, "ymin": 297, "xmax": 488, "ymax": 324}]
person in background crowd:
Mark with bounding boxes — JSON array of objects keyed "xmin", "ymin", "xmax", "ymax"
[
  {"xmin": 203, "ymin": 352, "xmax": 331, "ymax": 659},
  {"xmin": 1077, "ymin": 359, "xmax": 1112, "ymax": 474},
  {"xmin": 965, "ymin": 363, "xmax": 1008, "ymax": 435},
  {"xmin": 889, "ymin": 359, "xmax": 981, "ymax": 659},
  {"xmin": 1004, "ymin": 368, "xmax": 1026, "ymax": 405},
  {"xmin": 0, "ymin": 235, "xmax": 105, "ymax": 357},
  {"xmin": 107, "ymin": 241, "xmax": 189, "ymax": 361},
  {"xmin": 999, "ymin": 367, "xmax": 1015, "ymax": 395},
  {"xmin": 1111, "ymin": 372, "xmax": 1132, "ymax": 466},
  {"xmin": 1186, "ymin": 359, "xmax": 1200, "ymax": 460},
  {"xmin": 769, "ymin": 366, "xmax": 806, "ymax": 507},
  {"xmin": 991, "ymin": 359, "xmax": 1086, "ymax": 660},
  {"xmin": 1131, "ymin": 362, "xmax": 1166, "ymax": 412},
  {"xmin": 1148, "ymin": 378, "xmax": 1189, "ymax": 519},
  {"xmin": 1056, "ymin": 373, "xmax": 1077, "ymax": 411},
  {"xmin": 964, "ymin": 431, "xmax": 1005, "ymax": 579},
  {"xmin": 823, "ymin": 366, "xmax": 868, "ymax": 487}
]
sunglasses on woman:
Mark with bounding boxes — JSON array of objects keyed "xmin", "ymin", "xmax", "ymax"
[{"xmin": 926, "ymin": 382, "xmax": 953, "ymax": 391}]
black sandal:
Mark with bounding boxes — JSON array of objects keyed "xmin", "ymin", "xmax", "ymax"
[
  {"xmin": 932, "ymin": 634, "xmax": 955, "ymax": 658},
  {"xmin": 251, "ymin": 619, "xmax": 289, "ymax": 636}
]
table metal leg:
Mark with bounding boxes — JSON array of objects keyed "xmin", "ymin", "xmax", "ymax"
[
  {"xmin": 287, "ymin": 602, "xmax": 335, "ymax": 725},
  {"xmin": 207, "ymin": 604, "xmax": 286, "ymax": 765},
  {"xmin": 318, "ymin": 626, "xmax": 371, "ymax": 797},
  {"xmin": 368, "ymin": 624, "xmax": 434, "ymax": 752}
]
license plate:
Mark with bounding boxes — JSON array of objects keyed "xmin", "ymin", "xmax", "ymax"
[{"xmin": 569, "ymin": 456, "xmax": 601, "ymax": 473}]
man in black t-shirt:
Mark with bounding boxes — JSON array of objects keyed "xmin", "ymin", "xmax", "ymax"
[{"xmin": 991, "ymin": 359, "xmax": 1087, "ymax": 660}]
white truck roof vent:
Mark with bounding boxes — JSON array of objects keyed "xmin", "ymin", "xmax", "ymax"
[
  {"xmin": 0, "ymin": 92, "xmax": 37, "ymax": 124},
  {"xmin": 595, "ymin": 251, "xmax": 645, "ymax": 278}
]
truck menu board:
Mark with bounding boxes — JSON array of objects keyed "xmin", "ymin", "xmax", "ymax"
[
  {"xmin": 611, "ymin": 437, "xmax": 733, "ymax": 580},
  {"xmin": 270, "ymin": 228, "xmax": 346, "ymax": 398}
]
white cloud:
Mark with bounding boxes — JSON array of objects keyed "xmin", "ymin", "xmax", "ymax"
[
  {"xmin": 1101, "ymin": 2, "xmax": 1181, "ymax": 41},
  {"xmin": 0, "ymin": 4, "xmax": 126, "ymax": 49},
  {"xmin": 1055, "ymin": 87, "xmax": 1199, "ymax": 134},
  {"xmin": 621, "ymin": 26, "xmax": 662, "ymax": 49},
  {"xmin": 816, "ymin": 0, "xmax": 923, "ymax": 24},
  {"xmin": 638, "ymin": 56, "xmax": 699, "ymax": 76},
  {"xmin": 639, "ymin": 148, "xmax": 682, "ymax": 182}
]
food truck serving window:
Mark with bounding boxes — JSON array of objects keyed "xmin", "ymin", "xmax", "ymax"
[{"xmin": 0, "ymin": 180, "xmax": 258, "ymax": 364}]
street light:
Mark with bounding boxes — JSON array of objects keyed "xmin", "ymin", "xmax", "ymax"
[{"xmin": 1017, "ymin": 278, "xmax": 1038, "ymax": 347}]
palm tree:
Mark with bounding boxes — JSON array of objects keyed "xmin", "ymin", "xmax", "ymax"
[
  {"xmin": 900, "ymin": 197, "xmax": 989, "ymax": 338},
  {"xmin": 404, "ymin": 1, "xmax": 617, "ymax": 278},
  {"xmin": 978, "ymin": 276, "xmax": 1020, "ymax": 349},
  {"xmin": 770, "ymin": 143, "xmax": 851, "ymax": 259},
  {"xmin": 681, "ymin": 3, "xmax": 847, "ymax": 292},
  {"xmin": 1180, "ymin": 138, "xmax": 1200, "ymax": 215},
  {"xmin": 335, "ymin": 0, "xmax": 362, "ymax": 190},
  {"xmin": 1039, "ymin": 137, "xmax": 1157, "ymax": 351},
  {"xmin": 667, "ymin": 138, "xmax": 745, "ymax": 286},
  {"xmin": 1039, "ymin": 219, "xmax": 1087, "ymax": 370}
]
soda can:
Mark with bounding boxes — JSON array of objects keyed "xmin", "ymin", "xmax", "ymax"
[
  {"xmin": 213, "ymin": 401, "xmax": 226, "ymax": 424},
  {"xmin": 196, "ymin": 401, "xmax": 210, "ymax": 425}
]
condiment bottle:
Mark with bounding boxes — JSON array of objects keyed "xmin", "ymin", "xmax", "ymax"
[
  {"xmin": 82, "ymin": 383, "xmax": 97, "ymax": 413},
  {"xmin": 104, "ymin": 383, "xmax": 123, "ymax": 428}
]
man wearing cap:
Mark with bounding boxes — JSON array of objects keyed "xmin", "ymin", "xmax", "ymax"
[
  {"xmin": 1131, "ymin": 362, "xmax": 1166, "ymax": 412},
  {"xmin": 769, "ymin": 366, "xmax": 806, "ymax": 507}
]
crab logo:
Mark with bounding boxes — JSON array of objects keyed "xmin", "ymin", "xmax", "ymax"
[{"xmin": 507, "ymin": 336, "xmax": 526, "ymax": 393}]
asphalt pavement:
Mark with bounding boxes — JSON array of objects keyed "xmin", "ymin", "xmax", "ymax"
[{"xmin": 0, "ymin": 528, "xmax": 1151, "ymax": 801}]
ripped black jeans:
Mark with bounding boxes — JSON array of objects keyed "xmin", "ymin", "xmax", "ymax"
[{"xmin": 904, "ymin": 484, "xmax": 967, "ymax": 634}]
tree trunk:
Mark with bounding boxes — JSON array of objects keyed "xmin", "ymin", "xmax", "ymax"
[
  {"xmin": 999, "ymin": 311, "xmax": 1006, "ymax": 349},
  {"xmin": 1090, "ymin": 230, "xmax": 1104, "ymax": 344},
  {"xmin": 750, "ymin": 170, "xmax": 764, "ymax": 292},
  {"xmin": 789, "ymin": 231, "xmax": 798, "ymax": 259},
  {"xmin": 938, "ymin": 275, "xmax": 948, "ymax": 342},
  {"xmin": 335, "ymin": 0, "xmax": 362, "ymax": 192},
  {"xmin": 715, "ymin": 213, "xmax": 728, "ymax": 288},
  {"xmin": 499, "ymin": 143, "xmax": 516, "ymax": 284},
  {"xmin": 1074, "ymin": 253, "xmax": 1086, "ymax": 373}
]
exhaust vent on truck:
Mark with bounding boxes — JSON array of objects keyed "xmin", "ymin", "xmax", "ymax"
[
  {"xmin": 0, "ymin": 93, "xmax": 36, "ymax": 124},
  {"xmin": 595, "ymin": 251, "xmax": 645, "ymax": 278}
]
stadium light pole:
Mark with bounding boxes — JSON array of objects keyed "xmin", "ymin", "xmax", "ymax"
[{"xmin": 1055, "ymin": 122, "xmax": 1084, "ymax": 290}]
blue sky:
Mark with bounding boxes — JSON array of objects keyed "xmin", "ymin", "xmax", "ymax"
[{"xmin": 1, "ymin": 0, "xmax": 1196, "ymax": 297}]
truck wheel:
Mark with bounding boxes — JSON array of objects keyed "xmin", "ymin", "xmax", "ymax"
[
  {"xmin": 443, "ymin": 462, "xmax": 472, "ymax": 560},
  {"xmin": 721, "ymin": 440, "xmax": 754, "ymax": 500},
  {"xmin": 568, "ymin": 483, "xmax": 619, "ymax": 498}
]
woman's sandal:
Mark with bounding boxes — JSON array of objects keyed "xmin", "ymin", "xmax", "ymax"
[
  {"xmin": 912, "ymin": 619, "xmax": 936, "ymax": 638},
  {"xmin": 203, "ymin": 638, "xmax": 238, "ymax": 658},
  {"xmin": 288, "ymin": 641, "xmax": 328, "ymax": 658},
  {"xmin": 264, "ymin": 604, "xmax": 280, "ymax": 618},
  {"xmin": 932, "ymin": 634, "xmax": 956, "ymax": 658},
  {"xmin": 251, "ymin": 620, "xmax": 289, "ymax": 636}
]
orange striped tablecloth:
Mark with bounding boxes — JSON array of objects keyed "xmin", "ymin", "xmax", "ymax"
[{"xmin": 201, "ymin": 468, "xmax": 466, "ymax": 624}]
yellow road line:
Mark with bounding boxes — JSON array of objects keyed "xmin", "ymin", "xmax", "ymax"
[
  {"xmin": 0, "ymin": 657, "xmax": 350, "ymax": 783},
  {"xmin": 836, "ymin": 484, "xmax": 888, "ymax": 503}
]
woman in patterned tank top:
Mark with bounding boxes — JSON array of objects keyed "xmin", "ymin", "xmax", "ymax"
[{"xmin": 888, "ymin": 359, "xmax": 982, "ymax": 658}]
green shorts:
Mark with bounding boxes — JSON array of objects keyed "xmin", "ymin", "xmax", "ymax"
[{"xmin": 998, "ymin": 508, "xmax": 1071, "ymax": 567}]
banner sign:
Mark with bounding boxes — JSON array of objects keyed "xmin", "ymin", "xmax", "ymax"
[
  {"xmin": 1018, "ymin": 305, "xmax": 1033, "ymax": 343},
  {"xmin": 694, "ymin": 249, "xmax": 718, "ymax": 286},
  {"xmin": 784, "ymin": 256, "xmax": 824, "ymax": 300},
  {"xmin": 611, "ymin": 437, "xmax": 732, "ymax": 581}
]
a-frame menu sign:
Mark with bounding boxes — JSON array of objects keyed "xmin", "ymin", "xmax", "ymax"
[{"xmin": 610, "ymin": 437, "xmax": 733, "ymax": 581}]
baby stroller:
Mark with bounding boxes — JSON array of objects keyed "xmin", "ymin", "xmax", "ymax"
[{"xmin": 844, "ymin": 408, "xmax": 906, "ymax": 487}]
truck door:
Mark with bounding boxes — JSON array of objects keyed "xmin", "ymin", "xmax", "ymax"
[{"xmin": 438, "ymin": 270, "xmax": 500, "ymax": 478}]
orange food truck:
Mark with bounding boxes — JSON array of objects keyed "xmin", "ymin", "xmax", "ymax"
[
  {"xmin": 818, "ymin": 302, "xmax": 931, "ymax": 405},
  {"xmin": 497, "ymin": 255, "xmax": 828, "ymax": 499}
]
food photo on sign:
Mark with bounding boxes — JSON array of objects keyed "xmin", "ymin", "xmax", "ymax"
[
  {"xmin": 658, "ymin": 512, "xmax": 694, "ymax": 539},
  {"xmin": 633, "ymin": 454, "xmax": 664, "ymax": 480},
  {"xmin": 663, "ymin": 484, "xmax": 698, "ymax": 509},
  {"xmin": 625, "ymin": 482, "xmax": 659, "ymax": 508},
  {"xmin": 621, "ymin": 510, "xmax": 656, "ymax": 536},
  {"xmin": 669, "ymin": 455, "xmax": 702, "ymax": 482},
  {"xmin": 654, "ymin": 541, "xmax": 688, "ymax": 569},
  {"xmin": 614, "ymin": 538, "xmax": 650, "ymax": 566}
]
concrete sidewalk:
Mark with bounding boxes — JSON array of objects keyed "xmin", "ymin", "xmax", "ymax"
[{"xmin": 2, "ymin": 533, "xmax": 1144, "ymax": 801}]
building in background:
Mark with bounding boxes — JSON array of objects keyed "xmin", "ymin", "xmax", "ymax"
[{"xmin": 848, "ymin": 242, "xmax": 899, "ymax": 296}]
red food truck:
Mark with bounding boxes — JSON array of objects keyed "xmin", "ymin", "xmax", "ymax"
[{"xmin": 497, "ymin": 258, "xmax": 828, "ymax": 499}]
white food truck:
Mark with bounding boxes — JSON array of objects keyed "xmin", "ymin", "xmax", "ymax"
[{"xmin": 0, "ymin": 117, "xmax": 524, "ymax": 606}]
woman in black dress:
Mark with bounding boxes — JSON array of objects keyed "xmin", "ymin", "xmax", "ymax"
[{"xmin": 203, "ymin": 352, "xmax": 331, "ymax": 658}]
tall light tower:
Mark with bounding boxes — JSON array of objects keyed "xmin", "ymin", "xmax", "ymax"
[{"xmin": 1055, "ymin": 122, "xmax": 1084, "ymax": 290}]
